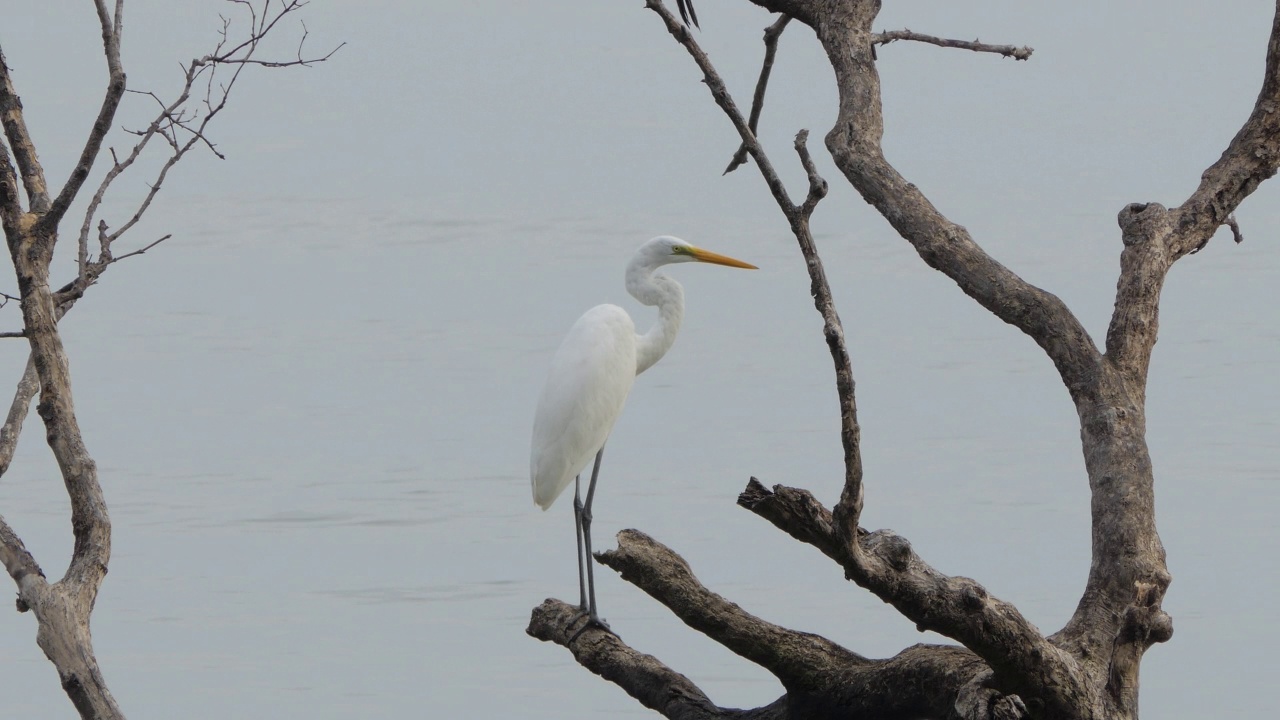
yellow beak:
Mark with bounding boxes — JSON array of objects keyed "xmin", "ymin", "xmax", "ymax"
[{"xmin": 687, "ymin": 246, "xmax": 758, "ymax": 270}]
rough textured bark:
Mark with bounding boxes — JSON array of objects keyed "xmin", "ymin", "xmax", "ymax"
[{"xmin": 528, "ymin": 1, "xmax": 1280, "ymax": 718}]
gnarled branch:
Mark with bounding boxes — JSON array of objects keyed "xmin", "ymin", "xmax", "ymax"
[{"xmin": 531, "ymin": 530, "xmax": 1031, "ymax": 720}]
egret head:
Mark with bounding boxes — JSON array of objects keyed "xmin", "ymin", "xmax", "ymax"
[{"xmin": 640, "ymin": 235, "xmax": 758, "ymax": 269}]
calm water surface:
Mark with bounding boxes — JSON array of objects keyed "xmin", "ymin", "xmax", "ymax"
[{"xmin": 0, "ymin": 197, "xmax": 1274, "ymax": 718}]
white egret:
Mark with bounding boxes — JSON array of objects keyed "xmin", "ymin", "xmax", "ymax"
[{"xmin": 530, "ymin": 236, "xmax": 756, "ymax": 627}]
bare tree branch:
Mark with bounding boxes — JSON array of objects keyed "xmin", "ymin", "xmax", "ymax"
[
  {"xmin": 0, "ymin": 137, "xmax": 21, "ymax": 236},
  {"xmin": 528, "ymin": 598, "xmax": 781, "ymax": 720},
  {"xmin": 873, "ymin": 29, "xmax": 1033, "ymax": 60},
  {"xmin": 0, "ymin": 354, "xmax": 37, "ymax": 477},
  {"xmin": 738, "ymin": 480, "xmax": 1091, "ymax": 716},
  {"xmin": 0, "ymin": 513, "xmax": 45, "ymax": 605},
  {"xmin": 533, "ymin": 530, "xmax": 1033, "ymax": 720},
  {"xmin": 724, "ymin": 16, "xmax": 791, "ymax": 175},
  {"xmin": 37, "ymin": 0, "xmax": 126, "ymax": 235},
  {"xmin": 0, "ymin": 48, "xmax": 51, "ymax": 212},
  {"xmin": 1104, "ymin": 1, "xmax": 1280, "ymax": 381},
  {"xmin": 75, "ymin": 0, "xmax": 341, "ymax": 278},
  {"xmin": 646, "ymin": 0, "xmax": 864, "ymax": 534},
  {"xmin": 1054, "ymin": 1, "xmax": 1280, "ymax": 676},
  {"xmin": 599, "ymin": 529, "xmax": 867, "ymax": 686}
]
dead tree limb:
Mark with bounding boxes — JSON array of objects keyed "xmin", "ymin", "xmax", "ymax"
[
  {"xmin": 724, "ymin": 16, "xmax": 792, "ymax": 175},
  {"xmin": 0, "ymin": 2, "xmax": 338, "ymax": 717},
  {"xmin": 873, "ymin": 29, "xmax": 1033, "ymax": 60}
]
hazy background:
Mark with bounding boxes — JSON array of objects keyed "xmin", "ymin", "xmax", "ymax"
[{"xmin": 0, "ymin": 1, "xmax": 1276, "ymax": 717}]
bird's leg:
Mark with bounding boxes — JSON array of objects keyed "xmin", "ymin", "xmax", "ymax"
[
  {"xmin": 572, "ymin": 474, "xmax": 588, "ymax": 612},
  {"xmin": 580, "ymin": 446, "xmax": 608, "ymax": 629}
]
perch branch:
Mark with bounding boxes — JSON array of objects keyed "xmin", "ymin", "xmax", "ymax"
[
  {"xmin": 873, "ymin": 30, "xmax": 1033, "ymax": 60},
  {"xmin": 528, "ymin": 598, "xmax": 786, "ymax": 719},
  {"xmin": 535, "ymin": 530, "xmax": 1030, "ymax": 719},
  {"xmin": 724, "ymin": 16, "xmax": 792, "ymax": 175}
]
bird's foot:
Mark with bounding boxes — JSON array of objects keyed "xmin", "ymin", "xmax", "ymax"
[{"xmin": 567, "ymin": 608, "xmax": 612, "ymax": 643}]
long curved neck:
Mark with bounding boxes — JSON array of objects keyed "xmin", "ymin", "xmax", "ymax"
[{"xmin": 626, "ymin": 256, "xmax": 684, "ymax": 376}]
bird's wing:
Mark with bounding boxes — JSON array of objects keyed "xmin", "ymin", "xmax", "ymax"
[{"xmin": 530, "ymin": 305, "xmax": 637, "ymax": 509}]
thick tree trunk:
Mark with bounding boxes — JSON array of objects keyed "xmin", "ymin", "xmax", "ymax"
[{"xmin": 0, "ymin": 222, "xmax": 123, "ymax": 718}]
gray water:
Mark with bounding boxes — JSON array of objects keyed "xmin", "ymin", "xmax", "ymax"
[{"xmin": 0, "ymin": 1, "xmax": 1277, "ymax": 717}]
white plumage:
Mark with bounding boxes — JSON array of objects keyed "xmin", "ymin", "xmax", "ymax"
[
  {"xmin": 529, "ymin": 235, "xmax": 756, "ymax": 623},
  {"xmin": 530, "ymin": 304, "xmax": 636, "ymax": 510}
]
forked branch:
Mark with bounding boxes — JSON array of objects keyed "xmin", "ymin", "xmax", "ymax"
[
  {"xmin": 532, "ymin": 530, "xmax": 1036, "ymax": 719},
  {"xmin": 724, "ymin": 16, "xmax": 792, "ymax": 175},
  {"xmin": 645, "ymin": 2, "xmax": 861, "ymax": 531},
  {"xmin": 1104, "ymin": 1, "xmax": 1280, "ymax": 380},
  {"xmin": 75, "ymin": 0, "xmax": 341, "ymax": 286},
  {"xmin": 36, "ymin": 0, "xmax": 126, "ymax": 235}
]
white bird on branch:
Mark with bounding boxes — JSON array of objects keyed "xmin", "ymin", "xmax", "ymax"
[{"xmin": 530, "ymin": 236, "xmax": 755, "ymax": 627}]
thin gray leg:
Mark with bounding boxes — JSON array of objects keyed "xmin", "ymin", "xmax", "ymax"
[
  {"xmin": 572, "ymin": 475, "xmax": 587, "ymax": 611},
  {"xmin": 581, "ymin": 446, "xmax": 606, "ymax": 624}
]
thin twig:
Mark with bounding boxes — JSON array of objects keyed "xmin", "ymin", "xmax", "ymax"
[
  {"xmin": 874, "ymin": 29, "xmax": 1033, "ymax": 61},
  {"xmin": 109, "ymin": 234, "xmax": 172, "ymax": 264},
  {"xmin": 725, "ymin": 15, "xmax": 792, "ymax": 175},
  {"xmin": 73, "ymin": 0, "xmax": 340, "ymax": 292},
  {"xmin": 647, "ymin": 0, "xmax": 860, "ymax": 532}
]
